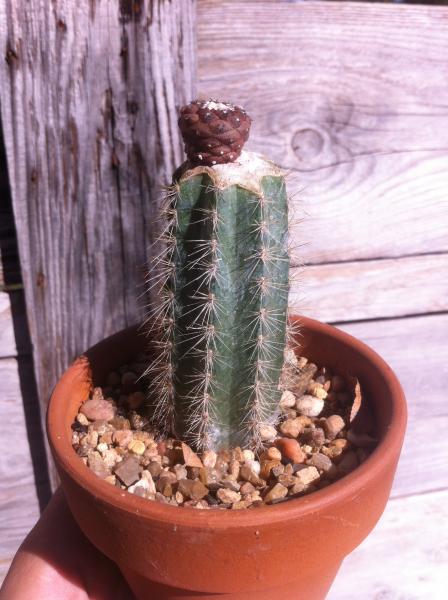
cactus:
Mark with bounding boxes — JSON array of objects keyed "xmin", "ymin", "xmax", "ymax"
[{"xmin": 146, "ymin": 100, "xmax": 292, "ymax": 451}]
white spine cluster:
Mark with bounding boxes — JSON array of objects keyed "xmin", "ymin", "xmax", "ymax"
[
  {"xmin": 144, "ymin": 186, "xmax": 179, "ymax": 435},
  {"xmin": 240, "ymin": 186, "xmax": 287, "ymax": 449},
  {"xmin": 181, "ymin": 199, "xmax": 222, "ymax": 450}
]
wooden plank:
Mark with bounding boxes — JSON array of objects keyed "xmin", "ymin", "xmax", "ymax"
[
  {"xmin": 0, "ymin": 357, "xmax": 41, "ymax": 584},
  {"xmin": 0, "ymin": 0, "xmax": 197, "ymax": 488},
  {"xmin": 339, "ymin": 314, "xmax": 448, "ymax": 498},
  {"xmin": 198, "ymin": 0, "xmax": 448, "ymax": 263},
  {"xmin": 0, "ymin": 292, "xmax": 16, "ymax": 358},
  {"xmin": 328, "ymin": 489, "xmax": 448, "ymax": 600},
  {"xmin": 291, "ymin": 253, "xmax": 448, "ymax": 323}
]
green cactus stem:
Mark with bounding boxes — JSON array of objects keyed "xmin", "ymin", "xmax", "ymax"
[{"xmin": 146, "ymin": 101, "xmax": 291, "ymax": 451}]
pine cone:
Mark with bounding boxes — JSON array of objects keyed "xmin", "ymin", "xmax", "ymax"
[{"xmin": 178, "ymin": 100, "xmax": 251, "ymax": 167}]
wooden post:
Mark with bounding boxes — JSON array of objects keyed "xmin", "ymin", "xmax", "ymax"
[{"xmin": 0, "ymin": 0, "xmax": 196, "ymax": 488}]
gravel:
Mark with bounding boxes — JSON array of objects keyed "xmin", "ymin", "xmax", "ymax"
[{"xmin": 71, "ymin": 350, "xmax": 377, "ymax": 509}]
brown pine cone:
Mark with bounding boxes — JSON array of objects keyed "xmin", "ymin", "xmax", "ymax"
[{"xmin": 178, "ymin": 99, "xmax": 251, "ymax": 166}]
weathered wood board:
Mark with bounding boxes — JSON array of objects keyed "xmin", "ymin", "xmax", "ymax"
[
  {"xmin": 340, "ymin": 314, "xmax": 448, "ymax": 498},
  {"xmin": 3, "ymin": 250, "xmax": 447, "ymax": 360},
  {"xmin": 198, "ymin": 1, "xmax": 448, "ymax": 264},
  {"xmin": 293, "ymin": 252, "xmax": 448, "ymax": 323},
  {"xmin": 0, "ymin": 0, "xmax": 197, "ymax": 487},
  {"xmin": 0, "ymin": 292, "xmax": 16, "ymax": 358},
  {"xmin": 328, "ymin": 489, "xmax": 448, "ymax": 600}
]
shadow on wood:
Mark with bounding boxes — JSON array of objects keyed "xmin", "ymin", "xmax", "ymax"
[{"xmin": 0, "ymin": 120, "xmax": 51, "ymax": 511}]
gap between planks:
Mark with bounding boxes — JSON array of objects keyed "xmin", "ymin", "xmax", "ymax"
[{"xmin": 2, "ymin": 252, "xmax": 447, "ymax": 359}]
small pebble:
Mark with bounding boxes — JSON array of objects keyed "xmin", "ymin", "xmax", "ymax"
[
  {"xmin": 279, "ymin": 418, "xmax": 303, "ymax": 439},
  {"xmin": 76, "ymin": 413, "xmax": 89, "ymax": 426},
  {"xmin": 312, "ymin": 387, "xmax": 328, "ymax": 400},
  {"xmin": 87, "ymin": 451, "xmax": 110, "ymax": 479},
  {"xmin": 240, "ymin": 465, "xmax": 263, "ymax": 486},
  {"xmin": 141, "ymin": 470, "xmax": 157, "ymax": 494},
  {"xmin": 259, "ymin": 424, "xmax": 277, "ymax": 442},
  {"xmin": 202, "ymin": 450, "xmax": 217, "ymax": 469},
  {"xmin": 242, "ymin": 449, "xmax": 255, "ymax": 462},
  {"xmin": 264, "ymin": 447, "xmax": 282, "ymax": 462},
  {"xmin": 128, "ymin": 477, "xmax": 151, "ymax": 496},
  {"xmin": 110, "ymin": 416, "xmax": 131, "ymax": 430},
  {"xmin": 178, "ymin": 479, "xmax": 208, "ymax": 501},
  {"xmin": 309, "ymin": 453, "xmax": 333, "ymax": 472},
  {"xmin": 181, "ymin": 442, "xmax": 204, "ymax": 468},
  {"xmin": 296, "ymin": 395, "xmax": 324, "ymax": 417},
  {"xmin": 173, "ymin": 464, "xmax": 188, "ymax": 480},
  {"xmin": 101, "ymin": 448, "xmax": 120, "ymax": 469},
  {"xmin": 221, "ymin": 478, "xmax": 241, "ymax": 492},
  {"xmin": 264, "ymin": 483, "xmax": 288, "ymax": 504},
  {"xmin": 260, "ymin": 459, "xmax": 281, "ymax": 480},
  {"xmin": 80, "ymin": 398, "xmax": 116, "ymax": 422},
  {"xmin": 295, "ymin": 466, "xmax": 320, "ymax": 486},
  {"xmin": 245, "ymin": 459, "xmax": 261, "ymax": 476},
  {"xmin": 128, "ymin": 439, "xmax": 146, "ymax": 455},
  {"xmin": 303, "ymin": 427, "xmax": 325, "ymax": 447},
  {"xmin": 275, "ymin": 438, "xmax": 305, "ymax": 464},
  {"xmin": 217, "ymin": 488, "xmax": 241, "ymax": 504},
  {"xmin": 280, "ymin": 390, "xmax": 296, "ymax": 408},
  {"xmin": 114, "ymin": 456, "xmax": 141, "ymax": 487},
  {"xmin": 289, "ymin": 481, "xmax": 306, "ymax": 495},
  {"xmin": 240, "ymin": 482, "xmax": 256, "ymax": 494},
  {"xmin": 113, "ymin": 430, "xmax": 133, "ymax": 448},
  {"xmin": 324, "ymin": 415, "xmax": 346, "ymax": 440}
]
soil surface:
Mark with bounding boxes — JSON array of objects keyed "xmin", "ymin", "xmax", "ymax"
[{"xmin": 71, "ymin": 348, "xmax": 377, "ymax": 509}]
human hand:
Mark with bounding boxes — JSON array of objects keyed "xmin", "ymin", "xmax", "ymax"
[{"xmin": 0, "ymin": 488, "xmax": 134, "ymax": 599}]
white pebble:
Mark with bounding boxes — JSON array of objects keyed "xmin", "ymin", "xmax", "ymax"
[
  {"xmin": 245, "ymin": 459, "xmax": 261, "ymax": 475},
  {"xmin": 242, "ymin": 449, "xmax": 254, "ymax": 462},
  {"xmin": 76, "ymin": 413, "xmax": 89, "ymax": 426},
  {"xmin": 295, "ymin": 466, "xmax": 320, "ymax": 486},
  {"xmin": 280, "ymin": 390, "xmax": 296, "ymax": 408},
  {"xmin": 259, "ymin": 424, "xmax": 277, "ymax": 442},
  {"xmin": 296, "ymin": 395, "xmax": 324, "ymax": 417}
]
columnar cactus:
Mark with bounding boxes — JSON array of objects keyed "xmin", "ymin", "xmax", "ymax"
[{"xmin": 146, "ymin": 100, "xmax": 292, "ymax": 451}]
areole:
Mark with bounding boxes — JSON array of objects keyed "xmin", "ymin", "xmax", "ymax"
[{"xmin": 47, "ymin": 316, "xmax": 407, "ymax": 600}]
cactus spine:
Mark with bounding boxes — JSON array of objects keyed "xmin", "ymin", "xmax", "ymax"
[{"xmin": 146, "ymin": 101, "xmax": 291, "ymax": 451}]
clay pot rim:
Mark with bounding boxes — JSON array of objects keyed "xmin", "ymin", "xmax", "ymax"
[{"xmin": 47, "ymin": 315, "xmax": 406, "ymax": 530}]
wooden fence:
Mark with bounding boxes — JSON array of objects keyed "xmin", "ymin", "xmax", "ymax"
[{"xmin": 1, "ymin": 1, "xmax": 447, "ymax": 596}]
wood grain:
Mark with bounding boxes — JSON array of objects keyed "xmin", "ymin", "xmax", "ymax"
[
  {"xmin": 292, "ymin": 252, "xmax": 448, "ymax": 323},
  {"xmin": 340, "ymin": 314, "xmax": 448, "ymax": 498},
  {"xmin": 0, "ymin": 0, "xmax": 197, "ymax": 487},
  {"xmin": 0, "ymin": 357, "xmax": 41, "ymax": 584},
  {"xmin": 328, "ymin": 489, "xmax": 448, "ymax": 600},
  {"xmin": 198, "ymin": 0, "xmax": 448, "ymax": 263},
  {"xmin": 4, "ymin": 251, "xmax": 447, "ymax": 358}
]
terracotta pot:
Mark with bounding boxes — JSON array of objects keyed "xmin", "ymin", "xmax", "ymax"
[{"xmin": 47, "ymin": 316, "xmax": 406, "ymax": 600}]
